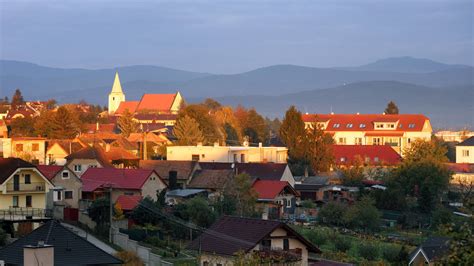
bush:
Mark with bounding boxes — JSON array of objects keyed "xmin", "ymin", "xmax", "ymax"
[
  {"xmin": 358, "ymin": 242, "xmax": 379, "ymax": 261},
  {"xmin": 115, "ymin": 251, "xmax": 144, "ymax": 266},
  {"xmin": 334, "ymin": 236, "xmax": 352, "ymax": 252},
  {"xmin": 305, "ymin": 229, "xmax": 329, "ymax": 246},
  {"xmin": 382, "ymin": 245, "xmax": 401, "ymax": 262}
]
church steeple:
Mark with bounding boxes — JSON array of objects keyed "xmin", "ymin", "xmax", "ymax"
[{"xmin": 108, "ymin": 72, "xmax": 126, "ymax": 114}]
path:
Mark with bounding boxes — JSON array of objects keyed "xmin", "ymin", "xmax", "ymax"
[{"xmin": 61, "ymin": 223, "xmax": 117, "ymax": 255}]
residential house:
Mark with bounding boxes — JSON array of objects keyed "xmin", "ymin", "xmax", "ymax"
[
  {"xmin": 435, "ymin": 130, "xmax": 474, "ymax": 142},
  {"xmin": 128, "ymin": 132, "xmax": 171, "ymax": 159},
  {"xmin": 64, "ymin": 146, "xmax": 113, "ymax": 177},
  {"xmin": 133, "ymin": 113, "xmax": 178, "ymax": 126},
  {"xmin": 108, "ymin": 72, "xmax": 185, "ymax": 115},
  {"xmin": 0, "ymin": 119, "xmax": 7, "ymax": 138},
  {"xmin": 302, "ymin": 113, "xmax": 432, "ymax": 155},
  {"xmin": 0, "ymin": 220, "xmax": 122, "ymax": 265},
  {"xmin": 115, "ymin": 195, "xmax": 142, "ymax": 213},
  {"xmin": 199, "ymin": 162, "xmax": 296, "ymax": 187},
  {"xmin": 456, "ymin": 136, "xmax": 474, "ymax": 163},
  {"xmin": 187, "ymin": 169, "xmax": 234, "ymax": 197},
  {"xmin": 0, "ymin": 158, "xmax": 54, "ymax": 211},
  {"xmin": 37, "ymin": 165, "xmax": 82, "ymax": 209},
  {"xmin": 167, "ymin": 143, "xmax": 288, "ymax": 163},
  {"xmin": 165, "ymin": 189, "xmax": 208, "ymax": 205},
  {"xmin": 187, "ymin": 216, "xmax": 320, "ymax": 266},
  {"xmin": 316, "ymin": 185, "xmax": 359, "ymax": 204},
  {"xmin": 81, "ymin": 168, "xmax": 167, "ymax": 202},
  {"xmin": 139, "ymin": 160, "xmax": 199, "ymax": 188},
  {"xmin": 445, "ymin": 163, "xmax": 474, "ymax": 186},
  {"xmin": 409, "ymin": 237, "xmax": 450, "ymax": 265},
  {"xmin": 333, "ymin": 145, "xmax": 401, "ymax": 167},
  {"xmin": 252, "ymin": 180, "xmax": 298, "ymax": 220},
  {"xmin": 2, "ymin": 137, "xmax": 46, "ymax": 164},
  {"xmin": 46, "ymin": 139, "xmax": 86, "ymax": 165}
]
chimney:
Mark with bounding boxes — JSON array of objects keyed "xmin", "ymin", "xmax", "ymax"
[
  {"xmin": 169, "ymin": 171, "xmax": 178, "ymax": 190},
  {"xmin": 356, "ymin": 112, "xmax": 360, "ymax": 115},
  {"xmin": 105, "ymin": 143, "xmax": 111, "ymax": 152},
  {"xmin": 382, "ymin": 112, "xmax": 386, "ymax": 115},
  {"xmin": 330, "ymin": 112, "xmax": 334, "ymax": 115},
  {"xmin": 258, "ymin": 142, "xmax": 262, "ymax": 148},
  {"xmin": 24, "ymin": 243, "xmax": 54, "ymax": 266},
  {"xmin": 96, "ymin": 121, "xmax": 99, "ymax": 131}
]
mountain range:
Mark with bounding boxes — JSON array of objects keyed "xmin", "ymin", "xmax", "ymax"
[{"xmin": 0, "ymin": 57, "xmax": 472, "ymax": 128}]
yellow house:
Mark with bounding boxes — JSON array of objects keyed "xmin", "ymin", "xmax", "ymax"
[
  {"xmin": 45, "ymin": 139, "xmax": 86, "ymax": 165},
  {"xmin": 0, "ymin": 158, "xmax": 54, "ymax": 211},
  {"xmin": 455, "ymin": 136, "xmax": 474, "ymax": 164},
  {"xmin": 302, "ymin": 113, "xmax": 432, "ymax": 156},
  {"xmin": 2, "ymin": 137, "xmax": 47, "ymax": 164}
]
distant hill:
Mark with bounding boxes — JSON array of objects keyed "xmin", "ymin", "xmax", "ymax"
[
  {"xmin": 338, "ymin": 56, "xmax": 471, "ymax": 73},
  {"xmin": 196, "ymin": 81, "xmax": 473, "ymax": 129}
]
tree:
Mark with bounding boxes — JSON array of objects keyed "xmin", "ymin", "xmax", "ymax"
[
  {"xmin": 340, "ymin": 155, "xmax": 365, "ymax": 186},
  {"xmin": 10, "ymin": 117, "xmax": 35, "ymax": 137},
  {"xmin": 130, "ymin": 197, "xmax": 160, "ymax": 225},
  {"xmin": 184, "ymin": 197, "xmax": 216, "ymax": 228},
  {"xmin": 202, "ymin": 98, "xmax": 222, "ymax": 111},
  {"xmin": 173, "ymin": 115, "xmax": 205, "ymax": 145},
  {"xmin": 88, "ymin": 197, "xmax": 110, "ymax": 237},
  {"xmin": 343, "ymin": 196, "xmax": 381, "ymax": 232},
  {"xmin": 34, "ymin": 110, "xmax": 54, "ymax": 137},
  {"xmin": 227, "ymin": 173, "xmax": 258, "ymax": 217},
  {"xmin": 440, "ymin": 220, "xmax": 474, "ymax": 265},
  {"xmin": 317, "ymin": 202, "xmax": 347, "ymax": 226},
  {"xmin": 178, "ymin": 104, "xmax": 222, "ymax": 144},
  {"xmin": 117, "ymin": 109, "xmax": 139, "ymax": 137},
  {"xmin": 46, "ymin": 99, "xmax": 57, "ymax": 110},
  {"xmin": 49, "ymin": 106, "xmax": 81, "ymax": 139},
  {"xmin": 279, "ymin": 106, "xmax": 307, "ymax": 160},
  {"xmin": 384, "ymin": 101, "xmax": 399, "ymax": 114},
  {"xmin": 306, "ymin": 123, "xmax": 335, "ymax": 173},
  {"xmin": 11, "ymin": 89, "xmax": 25, "ymax": 109},
  {"xmin": 403, "ymin": 139, "xmax": 449, "ymax": 164},
  {"xmin": 223, "ymin": 123, "xmax": 239, "ymax": 145}
]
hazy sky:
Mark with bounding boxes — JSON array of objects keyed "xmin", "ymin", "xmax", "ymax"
[{"xmin": 1, "ymin": 0, "xmax": 472, "ymax": 73}]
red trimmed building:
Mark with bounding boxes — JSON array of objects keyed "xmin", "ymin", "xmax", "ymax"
[
  {"xmin": 252, "ymin": 180, "xmax": 298, "ymax": 220},
  {"xmin": 302, "ymin": 113, "xmax": 432, "ymax": 156},
  {"xmin": 333, "ymin": 145, "xmax": 402, "ymax": 166}
]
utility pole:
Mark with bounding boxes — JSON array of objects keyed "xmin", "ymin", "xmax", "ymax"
[{"xmin": 108, "ymin": 185, "xmax": 113, "ymax": 243}]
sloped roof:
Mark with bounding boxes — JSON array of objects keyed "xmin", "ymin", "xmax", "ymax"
[
  {"xmin": 199, "ymin": 162, "xmax": 288, "ymax": 180},
  {"xmin": 187, "ymin": 216, "xmax": 319, "ymax": 256},
  {"xmin": 136, "ymin": 93, "xmax": 177, "ymax": 112},
  {"xmin": 81, "ymin": 168, "xmax": 159, "ymax": 192},
  {"xmin": 65, "ymin": 145, "xmax": 113, "ymax": 168},
  {"xmin": 333, "ymin": 145, "xmax": 402, "ymax": 166},
  {"xmin": 458, "ymin": 136, "xmax": 474, "ymax": 146},
  {"xmin": 445, "ymin": 163, "xmax": 474, "ymax": 173},
  {"xmin": 0, "ymin": 158, "xmax": 36, "ymax": 184},
  {"xmin": 302, "ymin": 114, "xmax": 429, "ymax": 132},
  {"xmin": 105, "ymin": 146, "xmax": 139, "ymax": 161},
  {"xmin": 85, "ymin": 123, "xmax": 116, "ymax": 134},
  {"xmin": 116, "ymin": 195, "xmax": 142, "ymax": 211},
  {"xmin": 409, "ymin": 237, "xmax": 450, "ymax": 263},
  {"xmin": 115, "ymin": 101, "xmax": 139, "ymax": 115},
  {"xmin": 128, "ymin": 132, "xmax": 169, "ymax": 143},
  {"xmin": 0, "ymin": 220, "xmax": 122, "ymax": 265},
  {"xmin": 140, "ymin": 160, "xmax": 197, "ymax": 181},
  {"xmin": 37, "ymin": 165, "xmax": 63, "ymax": 181},
  {"xmin": 134, "ymin": 113, "xmax": 177, "ymax": 121},
  {"xmin": 252, "ymin": 180, "xmax": 297, "ymax": 200},
  {"xmin": 47, "ymin": 140, "xmax": 85, "ymax": 154},
  {"xmin": 188, "ymin": 169, "xmax": 234, "ymax": 190}
]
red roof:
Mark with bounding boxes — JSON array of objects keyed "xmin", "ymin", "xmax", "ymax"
[
  {"xmin": 445, "ymin": 163, "xmax": 474, "ymax": 173},
  {"xmin": 85, "ymin": 123, "xmax": 116, "ymax": 133},
  {"xmin": 302, "ymin": 114, "xmax": 429, "ymax": 132},
  {"xmin": 116, "ymin": 195, "xmax": 142, "ymax": 211},
  {"xmin": 37, "ymin": 165, "xmax": 63, "ymax": 180},
  {"xmin": 136, "ymin": 94, "xmax": 177, "ymax": 112},
  {"xmin": 252, "ymin": 180, "xmax": 296, "ymax": 200},
  {"xmin": 81, "ymin": 168, "xmax": 159, "ymax": 192},
  {"xmin": 115, "ymin": 101, "xmax": 139, "ymax": 115},
  {"xmin": 333, "ymin": 145, "xmax": 401, "ymax": 166}
]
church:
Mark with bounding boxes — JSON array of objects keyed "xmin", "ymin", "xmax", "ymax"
[{"xmin": 108, "ymin": 72, "xmax": 185, "ymax": 116}]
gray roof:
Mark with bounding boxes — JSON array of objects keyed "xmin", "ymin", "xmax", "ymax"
[
  {"xmin": 0, "ymin": 220, "xmax": 122, "ymax": 265},
  {"xmin": 166, "ymin": 189, "xmax": 207, "ymax": 198},
  {"xmin": 409, "ymin": 236, "xmax": 450, "ymax": 263},
  {"xmin": 458, "ymin": 136, "xmax": 474, "ymax": 146}
]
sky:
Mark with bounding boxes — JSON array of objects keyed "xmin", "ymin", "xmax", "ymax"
[{"xmin": 0, "ymin": 0, "xmax": 472, "ymax": 74}]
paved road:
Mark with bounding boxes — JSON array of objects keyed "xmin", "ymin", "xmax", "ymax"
[{"xmin": 61, "ymin": 223, "xmax": 117, "ymax": 255}]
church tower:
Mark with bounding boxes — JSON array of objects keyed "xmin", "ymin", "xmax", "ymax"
[{"xmin": 108, "ymin": 72, "xmax": 126, "ymax": 114}]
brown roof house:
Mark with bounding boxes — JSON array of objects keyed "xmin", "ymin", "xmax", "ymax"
[
  {"xmin": 37, "ymin": 165, "xmax": 82, "ymax": 210},
  {"xmin": 45, "ymin": 139, "xmax": 86, "ymax": 165},
  {"xmin": 187, "ymin": 216, "xmax": 320, "ymax": 266},
  {"xmin": 64, "ymin": 146, "xmax": 113, "ymax": 177}
]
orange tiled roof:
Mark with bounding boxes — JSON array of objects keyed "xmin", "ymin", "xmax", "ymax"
[
  {"xmin": 135, "ymin": 94, "xmax": 177, "ymax": 112},
  {"xmin": 302, "ymin": 114, "xmax": 429, "ymax": 132},
  {"xmin": 115, "ymin": 101, "xmax": 139, "ymax": 115}
]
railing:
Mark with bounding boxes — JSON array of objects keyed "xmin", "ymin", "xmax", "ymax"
[
  {"xmin": 384, "ymin": 142, "xmax": 399, "ymax": 147},
  {"xmin": 6, "ymin": 182, "xmax": 46, "ymax": 192},
  {"xmin": 0, "ymin": 207, "xmax": 52, "ymax": 221}
]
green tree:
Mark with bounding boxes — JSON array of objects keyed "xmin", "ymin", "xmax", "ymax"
[
  {"xmin": 227, "ymin": 173, "xmax": 258, "ymax": 217},
  {"xmin": 11, "ymin": 88, "xmax": 25, "ymax": 109},
  {"xmin": 343, "ymin": 196, "xmax": 381, "ymax": 231},
  {"xmin": 117, "ymin": 109, "xmax": 139, "ymax": 137},
  {"xmin": 173, "ymin": 115, "xmax": 205, "ymax": 145},
  {"xmin": 49, "ymin": 106, "xmax": 81, "ymax": 139},
  {"xmin": 202, "ymin": 98, "xmax": 222, "ymax": 111},
  {"xmin": 279, "ymin": 106, "xmax": 307, "ymax": 161},
  {"xmin": 34, "ymin": 110, "xmax": 54, "ymax": 137},
  {"xmin": 440, "ymin": 220, "xmax": 474, "ymax": 265},
  {"xmin": 317, "ymin": 202, "xmax": 347, "ymax": 226},
  {"xmin": 223, "ymin": 122, "xmax": 239, "ymax": 145},
  {"xmin": 384, "ymin": 101, "xmax": 399, "ymax": 114},
  {"xmin": 10, "ymin": 116, "xmax": 35, "ymax": 137},
  {"xmin": 243, "ymin": 108, "xmax": 268, "ymax": 144},
  {"xmin": 403, "ymin": 139, "xmax": 448, "ymax": 164},
  {"xmin": 178, "ymin": 104, "xmax": 222, "ymax": 144},
  {"xmin": 306, "ymin": 123, "xmax": 335, "ymax": 173},
  {"xmin": 184, "ymin": 197, "xmax": 216, "ymax": 228},
  {"xmin": 130, "ymin": 197, "xmax": 160, "ymax": 225},
  {"xmin": 340, "ymin": 155, "xmax": 365, "ymax": 186},
  {"xmin": 88, "ymin": 197, "xmax": 110, "ymax": 236}
]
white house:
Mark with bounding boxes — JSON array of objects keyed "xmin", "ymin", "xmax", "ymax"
[{"xmin": 456, "ymin": 136, "xmax": 474, "ymax": 163}]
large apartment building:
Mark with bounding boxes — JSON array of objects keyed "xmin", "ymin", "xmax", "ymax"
[{"xmin": 302, "ymin": 113, "xmax": 432, "ymax": 155}]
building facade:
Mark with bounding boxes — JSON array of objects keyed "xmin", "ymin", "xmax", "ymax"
[
  {"xmin": 456, "ymin": 137, "xmax": 474, "ymax": 163},
  {"xmin": 2, "ymin": 137, "xmax": 46, "ymax": 164}
]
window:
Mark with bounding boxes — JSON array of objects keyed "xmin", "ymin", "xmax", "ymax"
[
  {"xmin": 355, "ymin": 137, "xmax": 363, "ymax": 145},
  {"xmin": 241, "ymin": 154, "xmax": 246, "ymax": 163},
  {"xmin": 376, "ymin": 124, "xmax": 384, "ymax": 129},
  {"xmin": 359, "ymin": 123, "xmax": 366, "ymax": 128},
  {"xmin": 12, "ymin": 196, "xmax": 19, "ymax": 207},
  {"xmin": 365, "ymin": 157, "xmax": 370, "ymax": 163},
  {"xmin": 407, "ymin": 138, "xmax": 411, "ymax": 144},
  {"xmin": 124, "ymin": 192, "xmax": 134, "ymax": 196},
  {"xmin": 73, "ymin": 164, "xmax": 82, "ymax": 172},
  {"xmin": 340, "ymin": 157, "xmax": 346, "ymax": 162},
  {"xmin": 462, "ymin": 150, "xmax": 470, "ymax": 157},
  {"xmin": 32, "ymin": 143, "xmax": 39, "ymax": 152},
  {"xmin": 408, "ymin": 124, "xmax": 415, "ymax": 128},
  {"xmin": 191, "ymin": 154, "xmax": 200, "ymax": 161},
  {"xmin": 347, "ymin": 123, "xmax": 353, "ymax": 128},
  {"xmin": 233, "ymin": 154, "xmax": 238, "ymax": 162},
  {"xmin": 26, "ymin": 195, "xmax": 32, "ymax": 207},
  {"xmin": 388, "ymin": 124, "xmax": 395, "ymax": 129},
  {"xmin": 57, "ymin": 191, "xmax": 62, "ymax": 201},
  {"xmin": 201, "ymin": 154, "xmax": 205, "ymax": 158},
  {"xmin": 374, "ymin": 157, "xmax": 379, "ymax": 163},
  {"xmin": 283, "ymin": 238, "xmax": 289, "ymax": 250},
  {"xmin": 261, "ymin": 239, "xmax": 271, "ymax": 248},
  {"xmin": 286, "ymin": 198, "xmax": 292, "ymax": 208},
  {"xmin": 16, "ymin": 144, "xmax": 23, "ymax": 152},
  {"xmin": 333, "ymin": 123, "xmax": 340, "ymax": 128},
  {"xmin": 24, "ymin": 174, "xmax": 31, "ymax": 184},
  {"xmin": 399, "ymin": 124, "xmax": 403, "ymax": 128},
  {"xmin": 373, "ymin": 138, "xmax": 381, "ymax": 145},
  {"xmin": 62, "ymin": 171, "xmax": 69, "ymax": 179},
  {"xmin": 89, "ymin": 165, "xmax": 97, "ymax": 168},
  {"xmin": 338, "ymin": 137, "xmax": 346, "ymax": 144},
  {"xmin": 65, "ymin": 191, "xmax": 73, "ymax": 199}
]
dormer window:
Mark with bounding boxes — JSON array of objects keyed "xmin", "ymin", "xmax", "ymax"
[
  {"xmin": 359, "ymin": 124, "xmax": 366, "ymax": 128},
  {"xmin": 408, "ymin": 124, "xmax": 415, "ymax": 128},
  {"xmin": 347, "ymin": 124, "xmax": 353, "ymax": 128},
  {"xmin": 388, "ymin": 124, "xmax": 395, "ymax": 129},
  {"xmin": 376, "ymin": 124, "xmax": 384, "ymax": 129},
  {"xmin": 333, "ymin": 123, "xmax": 340, "ymax": 128},
  {"xmin": 399, "ymin": 124, "xmax": 403, "ymax": 128}
]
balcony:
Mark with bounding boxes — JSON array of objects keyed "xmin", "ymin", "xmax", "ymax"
[
  {"xmin": 0, "ymin": 207, "xmax": 52, "ymax": 221},
  {"xmin": 6, "ymin": 182, "xmax": 46, "ymax": 193}
]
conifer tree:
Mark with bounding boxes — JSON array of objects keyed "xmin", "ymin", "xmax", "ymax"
[
  {"xmin": 279, "ymin": 106, "xmax": 307, "ymax": 160},
  {"xmin": 306, "ymin": 122, "xmax": 335, "ymax": 173},
  {"xmin": 49, "ymin": 106, "xmax": 81, "ymax": 139},
  {"xmin": 11, "ymin": 89, "xmax": 25, "ymax": 109},
  {"xmin": 174, "ymin": 115, "xmax": 205, "ymax": 145},
  {"xmin": 384, "ymin": 101, "xmax": 399, "ymax": 114},
  {"xmin": 117, "ymin": 109, "xmax": 139, "ymax": 137}
]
